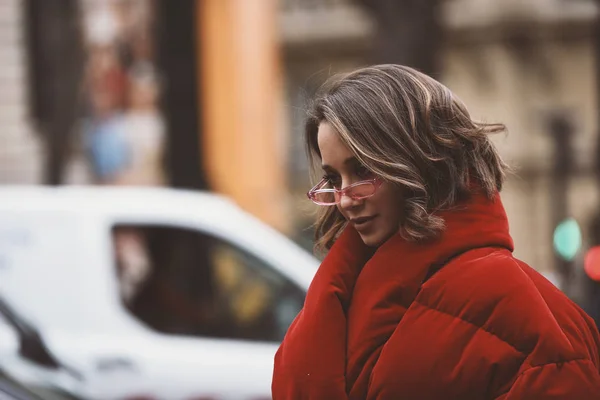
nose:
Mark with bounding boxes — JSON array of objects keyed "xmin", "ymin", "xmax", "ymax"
[{"xmin": 338, "ymin": 183, "xmax": 362, "ymax": 211}]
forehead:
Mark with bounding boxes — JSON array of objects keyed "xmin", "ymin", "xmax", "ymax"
[{"xmin": 317, "ymin": 122, "xmax": 353, "ymax": 166}]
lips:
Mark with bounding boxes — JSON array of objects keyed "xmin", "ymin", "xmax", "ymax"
[{"xmin": 351, "ymin": 215, "xmax": 376, "ymax": 228}]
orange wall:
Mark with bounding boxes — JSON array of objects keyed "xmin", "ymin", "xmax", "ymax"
[{"xmin": 197, "ymin": 0, "xmax": 289, "ymax": 233}]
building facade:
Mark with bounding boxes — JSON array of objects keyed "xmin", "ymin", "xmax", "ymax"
[
  {"xmin": 0, "ymin": 0, "xmax": 43, "ymax": 184},
  {"xmin": 1, "ymin": 0, "xmax": 598, "ymax": 289}
]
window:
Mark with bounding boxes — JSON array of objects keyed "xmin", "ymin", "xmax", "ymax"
[{"xmin": 112, "ymin": 225, "xmax": 305, "ymax": 342}]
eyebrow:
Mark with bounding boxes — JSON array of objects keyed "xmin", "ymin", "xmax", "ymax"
[{"xmin": 321, "ymin": 156, "xmax": 359, "ymax": 171}]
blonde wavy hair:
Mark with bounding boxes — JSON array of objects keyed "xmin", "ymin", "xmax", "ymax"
[{"xmin": 305, "ymin": 64, "xmax": 508, "ymax": 252}]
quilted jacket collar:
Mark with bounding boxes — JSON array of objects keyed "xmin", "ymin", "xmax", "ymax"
[
  {"xmin": 346, "ymin": 191, "xmax": 514, "ymax": 396},
  {"xmin": 273, "ymin": 191, "xmax": 514, "ymax": 399}
]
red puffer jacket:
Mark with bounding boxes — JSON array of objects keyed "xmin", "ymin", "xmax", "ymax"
[{"xmin": 272, "ymin": 192, "xmax": 600, "ymax": 399}]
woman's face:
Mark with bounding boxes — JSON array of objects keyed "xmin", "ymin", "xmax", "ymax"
[{"xmin": 317, "ymin": 122, "xmax": 404, "ymax": 247}]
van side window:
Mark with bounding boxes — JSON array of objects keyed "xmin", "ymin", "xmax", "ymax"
[{"xmin": 111, "ymin": 225, "xmax": 304, "ymax": 342}]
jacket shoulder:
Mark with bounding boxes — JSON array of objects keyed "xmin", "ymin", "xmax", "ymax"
[{"xmin": 419, "ymin": 247, "xmax": 600, "ymax": 368}]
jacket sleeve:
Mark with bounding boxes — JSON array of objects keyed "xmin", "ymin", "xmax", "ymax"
[{"xmin": 495, "ymin": 359, "xmax": 600, "ymax": 400}]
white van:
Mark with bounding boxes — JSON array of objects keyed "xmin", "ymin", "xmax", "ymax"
[{"xmin": 0, "ymin": 186, "xmax": 318, "ymax": 400}]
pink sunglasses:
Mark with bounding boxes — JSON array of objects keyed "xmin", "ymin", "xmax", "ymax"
[{"xmin": 307, "ymin": 177, "xmax": 382, "ymax": 206}]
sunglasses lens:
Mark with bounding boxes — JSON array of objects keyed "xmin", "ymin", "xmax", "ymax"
[
  {"xmin": 313, "ymin": 191, "xmax": 336, "ymax": 205},
  {"xmin": 308, "ymin": 179, "xmax": 379, "ymax": 205},
  {"xmin": 348, "ymin": 182, "xmax": 376, "ymax": 199}
]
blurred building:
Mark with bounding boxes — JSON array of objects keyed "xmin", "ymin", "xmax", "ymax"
[
  {"xmin": 0, "ymin": 0, "xmax": 599, "ymax": 291},
  {"xmin": 0, "ymin": 0, "xmax": 44, "ymax": 183},
  {"xmin": 281, "ymin": 0, "xmax": 600, "ymax": 287}
]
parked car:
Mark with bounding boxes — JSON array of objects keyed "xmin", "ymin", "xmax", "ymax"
[
  {"xmin": 0, "ymin": 366, "xmax": 77, "ymax": 400},
  {"xmin": 0, "ymin": 186, "xmax": 318, "ymax": 399}
]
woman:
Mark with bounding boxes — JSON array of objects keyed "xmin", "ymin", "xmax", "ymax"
[{"xmin": 272, "ymin": 65, "xmax": 600, "ymax": 399}]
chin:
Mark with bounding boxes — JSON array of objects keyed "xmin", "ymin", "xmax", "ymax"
[
  {"xmin": 358, "ymin": 232, "xmax": 385, "ymax": 248},
  {"xmin": 358, "ymin": 228, "xmax": 396, "ymax": 248}
]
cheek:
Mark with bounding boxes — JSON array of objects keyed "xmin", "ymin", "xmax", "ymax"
[
  {"xmin": 375, "ymin": 188, "xmax": 404, "ymax": 230},
  {"xmin": 376, "ymin": 187, "xmax": 403, "ymax": 237},
  {"xmin": 374, "ymin": 184, "xmax": 402, "ymax": 213},
  {"xmin": 336, "ymin": 204, "xmax": 347, "ymax": 219}
]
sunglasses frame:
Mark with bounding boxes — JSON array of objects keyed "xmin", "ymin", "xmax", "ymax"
[{"xmin": 306, "ymin": 177, "xmax": 382, "ymax": 206}]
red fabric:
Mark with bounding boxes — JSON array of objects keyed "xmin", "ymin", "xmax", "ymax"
[{"xmin": 273, "ymin": 192, "xmax": 600, "ymax": 399}]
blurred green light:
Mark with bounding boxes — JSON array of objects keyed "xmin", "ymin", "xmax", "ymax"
[{"xmin": 553, "ymin": 218, "xmax": 582, "ymax": 261}]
